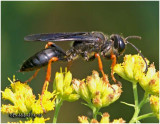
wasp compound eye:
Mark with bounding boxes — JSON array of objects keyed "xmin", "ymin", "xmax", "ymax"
[{"xmin": 111, "ymin": 35, "xmax": 125, "ymax": 54}]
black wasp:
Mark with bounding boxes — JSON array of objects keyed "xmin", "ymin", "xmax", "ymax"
[
  {"xmin": 20, "ymin": 31, "xmax": 148, "ymax": 107},
  {"xmin": 20, "ymin": 31, "xmax": 148, "ymax": 110},
  {"xmin": 20, "ymin": 31, "xmax": 148, "ymax": 84}
]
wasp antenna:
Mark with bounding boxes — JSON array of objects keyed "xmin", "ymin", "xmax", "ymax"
[
  {"xmin": 126, "ymin": 41, "xmax": 148, "ymax": 73},
  {"xmin": 125, "ymin": 36, "xmax": 141, "ymax": 41}
]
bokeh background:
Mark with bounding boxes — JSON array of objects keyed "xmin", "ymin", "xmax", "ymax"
[{"xmin": 1, "ymin": 1, "xmax": 159, "ymax": 123}]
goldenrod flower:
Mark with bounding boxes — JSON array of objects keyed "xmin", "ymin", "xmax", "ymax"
[
  {"xmin": 150, "ymin": 95, "xmax": 159, "ymax": 119},
  {"xmin": 72, "ymin": 71, "xmax": 122, "ymax": 108},
  {"xmin": 90, "ymin": 119, "xmax": 99, "ymax": 123},
  {"xmin": 100, "ymin": 112, "xmax": 110, "ymax": 123},
  {"xmin": 114, "ymin": 54, "xmax": 159, "ymax": 95},
  {"xmin": 32, "ymin": 81, "xmax": 56, "ymax": 114},
  {"xmin": 53, "ymin": 69, "xmax": 80, "ymax": 102},
  {"xmin": 114, "ymin": 54, "xmax": 148, "ymax": 83},
  {"xmin": 27, "ymin": 117, "xmax": 50, "ymax": 123},
  {"xmin": 112, "ymin": 118, "xmax": 126, "ymax": 123},
  {"xmin": 139, "ymin": 64, "xmax": 159, "ymax": 96},
  {"xmin": 1, "ymin": 75, "xmax": 56, "ymax": 116},
  {"xmin": 78, "ymin": 116, "xmax": 89, "ymax": 123},
  {"xmin": 78, "ymin": 112, "xmax": 125, "ymax": 123}
]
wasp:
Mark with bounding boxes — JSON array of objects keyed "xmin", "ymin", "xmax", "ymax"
[{"xmin": 20, "ymin": 32, "xmax": 148, "ymax": 109}]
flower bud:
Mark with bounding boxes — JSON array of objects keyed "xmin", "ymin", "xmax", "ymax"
[
  {"xmin": 139, "ymin": 64, "xmax": 159, "ymax": 95},
  {"xmin": 100, "ymin": 112, "xmax": 110, "ymax": 123},
  {"xmin": 79, "ymin": 81, "xmax": 90, "ymax": 102},
  {"xmin": 150, "ymin": 95, "xmax": 159, "ymax": 119},
  {"xmin": 112, "ymin": 118, "xmax": 126, "ymax": 123},
  {"xmin": 86, "ymin": 76, "xmax": 96, "ymax": 97},
  {"xmin": 92, "ymin": 92, "xmax": 102, "ymax": 108},
  {"xmin": 72, "ymin": 79, "xmax": 80, "ymax": 93},
  {"xmin": 53, "ymin": 69, "xmax": 80, "ymax": 102},
  {"xmin": 78, "ymin": 112, "xmax": 125, "ymax": 123},
  {"xmin": 78, "ymin": 116, "xmax": 89, "ymax": 123},
  {"xmin": 2, "ymin": 88, "xmax": 15, "ymax": 104},
  {"xmin": 55, "ymin": 72, "xmax": 64, "ymax": 95},
  {"xmin": 1, "ymin": 104, "xmax": 18, "ymax": 114},
  {"xmin": 64, "ymin": 71, "xmax": 72, "ymax": 87},
  {"xmin": 101, "ymin": 84, "xmax": 122, "ymax": 107},
  {"xmin": 91, "ymin": 119, "xmax": 99, "ymax": 123},
  {"xmin": 124, "ymin": 55, "xmax": 135, "ymax": 80},
  {"xmin": 66, "ymin": 94, "xmax": 80, "ymax": 102}
]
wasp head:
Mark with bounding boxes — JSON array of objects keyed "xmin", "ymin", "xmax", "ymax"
[{"xmin": 111, "ymin": 34, "xmax": 126, "ymax": 56}]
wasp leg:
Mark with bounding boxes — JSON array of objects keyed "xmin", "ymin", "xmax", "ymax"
[
  {"xmin": 45, "ymin": 42, "xmax": 54, "ymax": 49},
  {"xmin": 95, "ymin": 53, "xmax": 108, "ymax": 82},
  {"xmin": 67, "ymin": 61, "xmax": 73, "ymax": 71},
  {"xmin": 40, "ymin": 57, "xmax": 59, "ymax": 112},
  {"xmin": 110, "ymin": 52, "xmax": 121, "ymax": 86},
  {"xmin": 24, "ymin": 69, "xmax": 40, "ymax": 83}
]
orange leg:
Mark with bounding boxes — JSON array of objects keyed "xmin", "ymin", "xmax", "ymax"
[
  {"xmin": 95, "ymin": 53, "xmax": 107, "ymax": 81},
  {"xmin": 24, "ymin": 69, "xmax": 40, "ymax": 83},
  {"xmin": 40, "ymin": 57, "xmax": 58, "ymax": 112},
  {"xmin": 45, "ymin": 42, "xmax": 54, "ymax": 49},
  {"xmin": 110, "ymin": 52, "xmax": 121, "ymax": 85},
  {"xmin": 67, "ymin": 61, "xmax": 73, "ymax": 71}
]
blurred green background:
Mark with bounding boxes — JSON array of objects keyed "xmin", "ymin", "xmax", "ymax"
[{"xmin": 1, "ymin": 1, "xmax": 159, "ymax": 123}]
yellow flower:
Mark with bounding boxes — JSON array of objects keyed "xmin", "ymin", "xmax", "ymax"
[
  {"xmin": 1, "ymin": 75, "xmax": 56, "ymax": 116},
  {"xmin": 114, "ymin": 54, "xmax": 148, "ymax": 83},
  {"xmin": 1, "ymin": 104, "xmax": 18, "ymax": 114},
  {"xmin": 78, "ymin": 116, "xmax": 89, "ymax": 123},
  {"xmin": 139, "ymin": 64, "xmax": 159, "ymax": 96},
  {"xmin": 53, "ymin": 69, "xmax": 80, "ymax": 102},
  {"xmin": 78, "ymin": 112, "xmax": 125, "ymax": 123},
  {"xmin": 114, "ymin": 54, "xmax": 159, "ymax": 95},
  {"xmin": 31, "ymin": 117, "xmax": 50, "ymax": 123},
  {"xmin": 72, "ymin": 71, "xmax": 122, "ymax": 108},
  {"xmin": 150, "ymin": 95, "xmax": 159, "ymax": 119},
  {"xmin": 2, "ymin": 78, "xmax": 34, "ymax": 114},
  {"xmin": 100, "ymin": 112, "xmax": 109, "ymax": 123}
]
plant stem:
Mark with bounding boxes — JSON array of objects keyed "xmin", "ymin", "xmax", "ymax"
[
  {"xmin": 129, "ymin": 82, "xmax": 139, "ymax": 123},
  {"xmin": 137, "ymin": 113, "xmax": 154, "ymax": 121},
  {"xmin": 53, "ymin": 98, "xmax": 63, "ymax": 123},
  {"xmin": 129, "ymin": 83, "xmax": 150, "ymax": 123},
  {"xmin": 121, "ymin": 101, "xmax": 135, "ymax": 107},
  {"xmin": 92, "ymin": 106, "xmax": 100, "ymax": 119},
  {"xmin": 139, "ymin": 92, "xmax": 149, "ymax": 109}
]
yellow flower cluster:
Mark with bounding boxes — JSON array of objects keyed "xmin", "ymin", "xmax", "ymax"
[
  {"xmin": 72, "ymin": 71, "xmax": 122, "ymax": 108},
  {"xmin": 1, "ymin": 75, "xmax": 56, "ymax": 117},
  {"xmin": 150, "ymin": 95, "xmax": 159, "ymax": 119},
  {"xmin": 114, "ymin": 54, "xmax": 159, "ymax": 95},
  {"xmin": 53, "ymin": 70, "xmax": 80, "ymax": 102},
  {"xmin": 78, "ymin": 112, "xmax": 125, "ymax": 123}
]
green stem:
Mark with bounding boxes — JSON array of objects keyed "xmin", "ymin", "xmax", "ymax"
[
  {"xmin": 137, "ymin": 113, "xmax": 154, "ymax": 121},
  {"xmin": 129, "ymin": 82, "xmax": 139, "ymax": 123},
  {"xmin": 53, "ymin": 98, "xmax": 63, "ymax": 123},
  {"xmin": 129, "ymin": 83, "xmax": 150, "ymax": 123},
  {"xmin": 92, "ymin": 106, "xmax": 100, "ymax": 119},
  {"xmin": 87, "ymin": 102, "xmax": 100, "ymax": 119},
  {"xmin": 121, "ymin": 101, "xmax": 135, "ymax": 107},
  {"xmin": 139, "ymin": 92, "xmax": 149, "ymax": 109}
]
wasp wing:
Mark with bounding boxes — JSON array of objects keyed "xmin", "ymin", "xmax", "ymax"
[{"xmin": 24, "ymin": 32, "xmax": 102, "ymax": 42}]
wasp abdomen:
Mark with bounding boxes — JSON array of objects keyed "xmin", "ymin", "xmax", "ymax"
[{"xmin": 20, "ymin": 48, "xmax": 66, "ymax": 72}]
